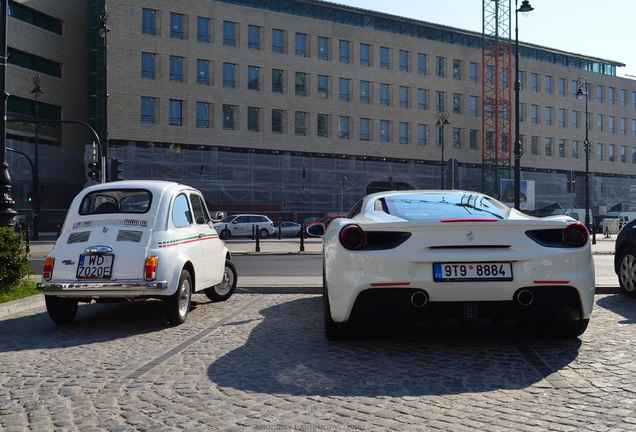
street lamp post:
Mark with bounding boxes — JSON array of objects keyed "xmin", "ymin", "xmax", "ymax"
[
  {"xmin": 436, "ymin": 111, "xmax": 450, "ymax": 189},
  {"xmin": 0, "ymin": 0, "xmax": 17, "ymax": 227},
  {"xmin": 514, "ymin": 0, "xmax": 534, "ymax": 210},
  {"xmin": 31, "ymin": 75, "xmax": 43, "ymax": 240},
  {"xmin": 576, "ymin": 78, "xmax": 591, "ymax": 232},
  {"xmin": 97, "ymin": 4, "xmax": 109, "ymax": 182}
]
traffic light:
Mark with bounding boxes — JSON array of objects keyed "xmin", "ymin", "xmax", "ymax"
[
  {"xmin": 110, "ymin": 158, "xmax": 124, "ymax": 181},
  {"xmin": 27, "ymin": 192, "xmax": 33, "ymax": 203},
  {"xmin": 87, "ymin": 161, "xmax": 101, "ymax": 181}
]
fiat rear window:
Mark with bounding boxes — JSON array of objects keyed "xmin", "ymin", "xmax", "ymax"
[{"xmin": 79, "ymin": 189, "xmax": 152, "ymax": 215}]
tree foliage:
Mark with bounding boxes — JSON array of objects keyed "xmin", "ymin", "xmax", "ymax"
[{"xmin": 0, "ymin": 227, "xmax": 32, "ymax": 289}]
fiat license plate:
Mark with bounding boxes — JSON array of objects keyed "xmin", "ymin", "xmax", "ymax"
[
  {"xmin": 433, "ymin": 262, "xmax": 512, "ymax": 282},
  {"xmin": 77, "ymin": 254, "xmax": 114, "ymax": 279}
]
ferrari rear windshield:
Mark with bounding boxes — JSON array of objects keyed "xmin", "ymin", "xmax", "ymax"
[{"xmin": 381, "ymin": 192, "xmax": 508, "ymax": 221}]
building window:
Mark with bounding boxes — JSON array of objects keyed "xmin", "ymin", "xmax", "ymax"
[
  {"xmin": 223, "ymin": 63, "xmax": 235, "ymax": 88},
  {"xmin": 223, "ymin": 21, "xmax": 236, "ymax": 46},
  {"xmin": 621, "ymin": 145, "xmax": 627, "ymax": 163},
  {"xmin": 436, "ymin": 57, "xmax": 444, "ymax": 77},
  {"xmin": 597, "ymin": 85, "xmax": 603, "ymax": 103},
  {"xmin": 572, "ymin": 111, "xmax": 579, "ymax": 129},
  {"xmin": 142, "ymin": 9, "xmax": 156, "ymax": 35},
  {"xmin": 272, "ymin": 69, "xmax": 283, "ymax": 93},
  {"xmin": 197, "ymin": 17, "xmax": 210, "ymax": 42},
  {"xmin": 360, "ymin": 43, "xmax": 370, "ymax": 67},
  {"xmin": 558, "ymin": 78, "xmax": 566, "ymax": 97},
  {"xmin": 418, "ymin": 89, "xmax": 427, "ymax": 110},
  {"xmin": 453, "ymin": 59, "xmax": 461, "ymax": 80},
  {"xmin": 318, "ymin": 75, "xmax": 328, "ymax": 98},
  {"xmin": 609, "ymin": 144, "xmax": 615, "ymax": 162},
  {"xmin": 621, "ymin": 117, "xmax": 627, "ymax": 135},
  {"xmin": 272, "ymin": 29, "xmax": 284, "ymax": 53},
  {"xmin": 633, "ymin": 148, "xmax": 636, "ymax": 164},
  {"xmin": 272, "ymin": 109, "xmax": 283, "ymax": 133},
  {"xmin": 140, "ymin": 97, "xmax": 155, "ymax": 123},
  {"xmin": 141, "ymin": 52, "xmax": 155, "ymax": 79},
  {"xmin": 170, "ymin": 13, "xmax": 183, "ymax": 39},
  {"xmin": 558, "ymin": 108, "xmax": 566, "ymax": 128},
  {"xmin": 609, "ymin": 116, "xmax": 616, "ymax": 134},
  {"xmin": 295, "ymin": 111, "xmax": 306, "ymax": 136},
  {"xmin": 380, "ymin": 47, "xmax": 390, "ymax": 69},
  {"xmin": 399, "ymin": 50, "xmax": 409, "ymax": 72},
  {"xmin": 621, "ymin": 89, "xmax": 627, "ymax": 107},
  {"xmin": 8, "ymin": 48, "xmax": 61, "ymax": 77},
  {"xmin": 223, "ymin": 105, "xmax": 235, "ymax": 130},
  {"xmin": 597, "ymin": 143, "xmax": 603, "ymax": 161},
  {"xmin": 544, "ymin": 76, "xmax": 552, "ymax": 94},
  {"xmin": 544, "ymin": 106, "xmax": 552, "ymax": 126},
  {"xmin": 470, "ymin": 129, "xmax": 479, "ymax": 150},
  {"xmin": 531, "ymin": 73, "xmax": 538, "ymax": 92},
  {"xmin": 169, "ymin": 99, "xmax": 182, "ymax": 126},
  {"xmin": 558, "ymin": 139, "xmax": 566, "ymax": 158},
  {"xmin": 248, "ymin": 107, "xmax": 259, "ymax": 131},
  {"xmin": 399, "ymin": 122, "xmax": 408, "ymax": 144},
  {"xmin": 531, "ymin": 104, "xmax": 538, "ymax": 124},
  {"xmin": 318, "ymin": 36, "xmax": 329, "ymax": 60},
  {"xmin": 452, "ymin": 128, "xmax": 461, "ymax": 149},
  {"xmin": 418, "ymin": 124, "xmax": 427, "ymax": 145},
  {"xmin": 317, "ymin": 114, "xmax": 328, "ymax": 137},
  {"xmin": 248, "ymin": 66, "xmax": 260, "ymax": 90},
  {"xmin": 469, "ymin": 62, "xmax": 478, "ymax": 83},
  {"xmin": 545, "ymin": 137, "xmax": 552, "ymax": 157},
  {"xmin": 380, "ymin": 83, "xmax": 390, "ymax": 106},
  {"xmin": 360, "ymin": 118, "xmax": 370, "ymax": 141},
  {"xmin": 295, "ymin": 72, "xmax": 306, "ymax": 96},
  {"xmin": 197, "ymin": 59, "xmax": 209, "ymax": 85},
  {"xmin": 339, "ymin": 116, "xmax": 349, "ymax": 139},
  {"xmin": 169, "ymin": 56, "xmax": 183, "ymax": 82},
  {"xmin": 8, "ymin": 2, "xmax": 62, "ymax": 34},
  {"xmin": 295, "ymin": 33, "xmax": 306, "ymax": 57},
  {"xmin": 531, "ymin": 136, "xmax": 539, "ymax": 156},
  {"xmin": 399, "ymin": 86, "xmax": 409, "ymax": 108},
  {"xmin": 248, "ymin": 25, "xmax": 260, "ymax": 50},
  {"xmin": 380, "ymin": 120, "xmax": 390, "ymax": 143},
  {"xmin": 469, "ymin": 96, "xmax": 478, "ymax": 117},
  {"xmin": 418, "ymin": 53, "xmax": 426, "ymax": 75},
  {"xmin": 572, "ymin": 140, "xmax": 579, "ymax": 159},
  {"xmin": 339, "ymin": 78, "xmax": 349, "ymax": 101},
  {"xmin": 360, "ymin": 81, "xmax": 370, "ymax": 104},
  {"xmin": 196, "ymin": 102, "xmax": 209, "ymax": 128},
  {"xmin": 597, "ymin": 114, "xmax": 603, "ymax": 132},
  {"xmin": 339, "ymin": 40, "xmax": 350, "ymax": 63},
  {"xmin": 453, "ymin": 93, "xmax": 461, "ymax": 114},
  {"xmin": 436, "ymin": 91, "xmax": 444, "ymax": 112}
]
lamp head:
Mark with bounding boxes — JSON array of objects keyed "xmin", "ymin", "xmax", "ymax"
[{"xmin": 518, "ymin": 0, "xmax": 534, "ymax": 16}]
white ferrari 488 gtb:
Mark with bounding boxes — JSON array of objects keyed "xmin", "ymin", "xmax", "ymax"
[{"xmin": 308, "ymin": 190, "xmax": 595, "ymax": 340}]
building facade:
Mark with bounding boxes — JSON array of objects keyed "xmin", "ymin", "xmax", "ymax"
[{"xmin": 6, "ymin": 0, "xmax": 636, "ymax": 224}]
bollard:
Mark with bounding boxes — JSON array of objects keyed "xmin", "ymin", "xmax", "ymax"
[
  {"xmin": 56, "ymin": 224, "xmax": 61, "ymax": 238},
  {"xmin": 255, "ymin": 224, "xmax": 260, "ymax": 252},
  {"xmin": 278, "ymin": 223, "xmax": 282, "ymax": 240},
  {"xmin": 592, "ymin": 221, "xmax": 596, "ymax": 245},
  {"xmin": 300, "ymin": 224, "xmax": 305, "ymax": 252},
  {"xmin": 251, "ymin": 224, "xmax": 255, "ymax": 240}
]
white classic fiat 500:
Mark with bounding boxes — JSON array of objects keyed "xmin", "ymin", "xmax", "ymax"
[{"xmin": 38, "ymin": 180, "xmax": 237, "ymax": 325}]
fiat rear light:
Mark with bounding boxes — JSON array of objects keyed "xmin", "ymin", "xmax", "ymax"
[
  {"xmin": 144, "ymin": 256, "xmax": 158, "ymax": 281},
  {"xmin": 42, "ymin": 257, "xmax": 54, "ymax": 281}
]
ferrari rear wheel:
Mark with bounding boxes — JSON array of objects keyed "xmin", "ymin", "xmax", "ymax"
[
  {"xmin": 618, "ymin": 247, "xmax": 636, "ymax": 298},
  {"xmin": 44, "ymin": 296, "xmax": 78, "ymax": 325},
  {"xmin": 166, "ymin": 269, "xmax": 192, "ymax": 325},
  {"xmin": 205, "ymin": 260, "xmax": 237, "ymax": 302}
]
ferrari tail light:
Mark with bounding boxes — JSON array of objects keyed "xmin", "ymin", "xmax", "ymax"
[
  {"xmin": 339, "ymin": 225, "xmax": 366, "ymax": 250},
  {"xmin": 144, "ymin": 256, "xmax": 158, "ymax": 281},
  {"xmin": 563, "ymin": 222, "xmax": 588, "ymax": 247},
  {"xmin": 42, "ymin": 257, "xmax": 54, "ymax": 281}
]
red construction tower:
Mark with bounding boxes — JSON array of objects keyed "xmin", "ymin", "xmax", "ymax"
[{"xmin": 482, "ymin": 0, "xmax": 512, "ymax": 198}]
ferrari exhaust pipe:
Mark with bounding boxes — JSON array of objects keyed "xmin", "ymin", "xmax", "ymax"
[
  {"xmin": 411, "ymin": 291, "xmax": 429, "ymax": 308},
  {"xmin": 516, "ymin": 289, "xmax": 534, "ymax": 306}
]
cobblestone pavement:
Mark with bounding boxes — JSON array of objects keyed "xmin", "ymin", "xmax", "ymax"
[{"xmin": 1, "ymin": 290, "xmax": 636, "ymax": 432}]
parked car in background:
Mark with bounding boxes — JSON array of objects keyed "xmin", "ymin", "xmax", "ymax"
[
  {"xmin": 306, "ymin": 214, "xmax": 345, "ymax": 231},
  {"xmin": 308, "ymin": 189, "xmax": 595, "ymax": 341},
  {"xmin": 614, "ymin": 219, "xmax": 636, "ymax": 298},
  {"xmin": 38, "ymin": 180, "xmax": 237, "ymax": 326},
  {"xmin": 273, "ymin": 221, "xmax": 305, "ymax": 238},
  {"xmin": 213, "ymin": 214, "xmax": 275, "ymax": 240}
]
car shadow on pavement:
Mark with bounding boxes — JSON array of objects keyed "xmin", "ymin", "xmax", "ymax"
[
  {"xmin": 208, "ymin": 296, "xmax": 582, "ymax": 397},
  {"xmin": 595, "ymin": 294, "xmax": 636, "ymax": 324},
  {"xmin": 0, "ymin": 300, "xmax": 177, "ymax": 353}
]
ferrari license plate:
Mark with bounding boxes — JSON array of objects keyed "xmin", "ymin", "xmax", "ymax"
[
  {"xmin": 77, "ymin": 254, "xmax": 113, "ymax": 279},
  {"xmin": 433, "ymin": 262, "xmax": 513, "ymax": 282}
]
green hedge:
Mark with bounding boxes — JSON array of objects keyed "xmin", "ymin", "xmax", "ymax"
[{"xmin": 0, "ymin": 227, "xmax": 32, "ymax": 289}]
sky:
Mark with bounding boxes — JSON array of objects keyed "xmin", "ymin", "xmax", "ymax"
[{"xmin": 334, "ymin": 0, "xmax": 636, "ymax": 79}]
